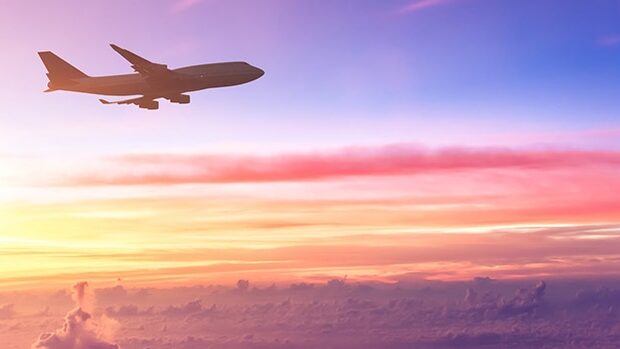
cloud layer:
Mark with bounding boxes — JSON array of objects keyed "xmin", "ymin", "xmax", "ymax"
[
  {"xmin": 4, "ymin": 144, "xmax": 620, "ymax": 290},
  {"xmin": 2, "ymin": 279, "xmax": 619, "ymax": 349}
]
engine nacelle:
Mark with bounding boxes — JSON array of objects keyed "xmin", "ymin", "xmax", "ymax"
[
  {"xmin": 169, "ymin": 94, "xmax": 190, "ymax": 104},
  {"xmin": 139, "ymin": 100, "xmax": 159, "ymax": 110}
]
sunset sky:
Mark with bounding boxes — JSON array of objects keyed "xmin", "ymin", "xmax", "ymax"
[{"xmin": 1, "ymin": 0, "xmax": 620, "ymax": 291}]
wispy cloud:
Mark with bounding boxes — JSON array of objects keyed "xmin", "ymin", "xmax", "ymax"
[
  {"xmin": 599, "ymin": 35, "xmax": 620, "ymax": 47},
  {"xmin": 5, "ymin": 224, "xmax": 620, "ymax": 289},
  {"xmin": 65, "ymin": 145, "xmax": 620, "ymax": 186},
  {"xmin": 398, "ymin": 0, "xmax": 453, "ymax": 14},
  {"xmin": 171, "ymin": 0, "xmax": 203, "ymax": 14}
]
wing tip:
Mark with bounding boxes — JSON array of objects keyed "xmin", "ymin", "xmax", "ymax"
[
  {"xmin": 99, "ymin": 98, "xmax": 111, "ymax": 104},
  {"xmin": 110, "ymin": 43, "xmax": 123, "ymax": 52}
]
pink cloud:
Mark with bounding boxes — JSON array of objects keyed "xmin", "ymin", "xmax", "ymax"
[
  {"xmin": 399, "ymin": 0, "xmax": 453, "ymax": 14},
  {"xmin": 65, "ymin": 145, "xmax": 620, "ymax": 186},
  {"xmin": 171, "ymin": 0, "xmax": 203, "ymax": 14}
]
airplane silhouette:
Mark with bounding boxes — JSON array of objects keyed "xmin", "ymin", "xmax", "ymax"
[{"xmin": 38, "ymin": 44, "xmax": 264, "ymax": 110}]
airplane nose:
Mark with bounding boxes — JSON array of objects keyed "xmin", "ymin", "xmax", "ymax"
[{"xmin": 254, "ymin": 67, "xmax": 265, "ymax": 78}]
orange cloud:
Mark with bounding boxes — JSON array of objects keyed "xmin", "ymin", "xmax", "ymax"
[
  {"xmin": 3, "ymin": 224, "xmax": 620, "ymax": 290},
  {"xmin": 6, "ymin": 144, "xmax": 620, "ymax": 290}
]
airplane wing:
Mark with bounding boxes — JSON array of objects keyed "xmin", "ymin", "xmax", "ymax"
[
  {"xmin": 99, "ymin": 96, "xmax": 159, "ymax": 110},
  {"xmin": 110, "ymin": 44, "xmax": 176, "ymax": 78}
]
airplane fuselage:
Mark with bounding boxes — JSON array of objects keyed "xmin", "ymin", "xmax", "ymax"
[
  {"xmin": 51, "ymin": 61, "xmax": 264, "ymax": 97},
  {"xmin": 39, "ymin": 44, "xmax": 264, "ymax": 109}
]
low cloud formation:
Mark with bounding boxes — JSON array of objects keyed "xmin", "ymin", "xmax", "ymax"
[
  {"xmin": 72, "ymin": 282, "xmax": 92, "ymax": 312},
  {"xmin": 160, "ymin": 299, "xmax": 205, "ymax": 317},
  {"xmin": 31, "ymin": 282, "xmax": 121, "ymax": 349},
  {"xmin": 573, "ymin": 286, "xmax": 620, "ymax": 310},
  {"xmin": 463, "ymin": 281, "xmax": 546, "ymax": 319},
  {"xmin": 105, "ymin": 305, "xmax": 153, "ymax": 318},
  {"xmin": 5, "ymin": 278, "xmax": 620, "ymax": 348}
]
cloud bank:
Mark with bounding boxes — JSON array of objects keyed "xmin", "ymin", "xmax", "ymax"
[{"xmin": 0, "ymin": 278, "xmax": 617, "ymax": 348}]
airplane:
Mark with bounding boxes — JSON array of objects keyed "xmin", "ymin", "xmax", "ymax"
[{"xmin": 38, "ymin": 44, "xmax": 264, "ymax": 110}]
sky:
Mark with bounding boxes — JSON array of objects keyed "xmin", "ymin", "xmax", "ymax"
[{"xmin": 1, "ymin": 0, "xmax": 620, "ymax": 292}]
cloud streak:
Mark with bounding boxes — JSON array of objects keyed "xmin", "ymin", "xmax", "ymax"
[
  {"xmin": 398, "ymin": 0, "xmax": 453, "ymax": 14},
  {"xmin": 65, "ymin": 145, "xmax": 620, "ymax": 186},
  {"xmin": 599, "ymin": 35, "xmax": 620, "ymax": 47},
  {"xmin": 5, "ymin": 224, "xmax": 620, "ymax": 289}
]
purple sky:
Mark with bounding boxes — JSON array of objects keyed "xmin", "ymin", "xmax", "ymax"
[{"xmin": 1, "ymin": 0, "xmax": 620, "ymax": 157}]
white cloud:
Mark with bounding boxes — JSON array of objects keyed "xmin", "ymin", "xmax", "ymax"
[{"xmin": 31, "ymin": 282, "xmax": 121, "ymax": 349}]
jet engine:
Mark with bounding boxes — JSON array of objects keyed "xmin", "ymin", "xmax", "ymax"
[
  {"xmin": 138, "ymin": 100, "xmax": 159, "ymax": 110},
  {"xmin": 169, "ymin": 94, "xmax": 190, "ymax": 104}
]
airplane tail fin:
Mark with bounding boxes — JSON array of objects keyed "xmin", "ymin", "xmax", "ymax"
[{"xmin": 38, "ymin": 51, "xmax": 88, "ymax": 89}]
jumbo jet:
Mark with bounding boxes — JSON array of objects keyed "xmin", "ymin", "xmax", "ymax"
[{"xmin": 38, "ymin": 44, "xmax": 264, "ymax": 110}]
